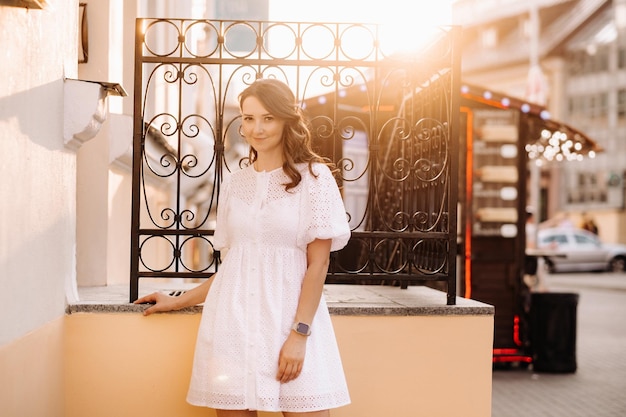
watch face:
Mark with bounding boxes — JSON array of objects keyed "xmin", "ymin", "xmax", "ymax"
[{"xmin": 296, "ymin": 322, "xmax": 310, "ymax": 334}]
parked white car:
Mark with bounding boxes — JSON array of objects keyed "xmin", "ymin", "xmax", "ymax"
[{"xmin": 537, "ymin": 228, "xmax": 626, "ymax": 273}]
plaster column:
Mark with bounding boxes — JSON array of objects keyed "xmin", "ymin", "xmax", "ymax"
[{"xmin": 76, "ymin": 0, "xmax": 135, "ymax": 287}]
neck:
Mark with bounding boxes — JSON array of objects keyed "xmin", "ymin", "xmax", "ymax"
[{"xmin": 254, "ymin": 154, "xmax": 283, "ymax": 172}]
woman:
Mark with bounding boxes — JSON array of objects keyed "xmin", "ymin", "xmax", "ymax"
[{"xmin": 135, "ymin": 78, "xmax": 351, "ymax": 417}]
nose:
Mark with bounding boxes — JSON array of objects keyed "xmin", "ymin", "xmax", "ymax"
[{"xmin": 253, "ymin": 120, "xmax": 264, "ymax": 134}]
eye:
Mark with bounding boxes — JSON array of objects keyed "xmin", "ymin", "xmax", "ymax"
[{"xmin": 264, "ymin": 116, "xmax": 274, "ymax": 122}]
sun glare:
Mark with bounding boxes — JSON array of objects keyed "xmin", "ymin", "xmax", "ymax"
[{"xmin": 270, "ymin": 0, "xmax": 453, "ymax": 55}]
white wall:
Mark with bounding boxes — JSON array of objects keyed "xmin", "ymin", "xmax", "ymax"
[
  {"xmin": 75, "ymin": 0, "xmax": 138, "ymax": 288},
  {"xmin": 0, "ymin": 2, "xmax": 79, "ymax": 345}
]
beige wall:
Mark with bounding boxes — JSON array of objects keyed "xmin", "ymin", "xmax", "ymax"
[
  {"xmin": 333, "ymin": 315, "xmax": 493, "ymax": 417},
  {"xmin": 60, "ymin": 312, "xmax": 492, "ymax": 417},
  {"xmin": 0, "ymin": 309, "xmax": 494, "ymax": 417},
  {"xmin": 0, "ymin": 318, "xmax": 65, "ymax": 417}
]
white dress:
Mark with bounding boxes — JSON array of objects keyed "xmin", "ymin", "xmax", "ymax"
[{"xmin": 186, "ymin": 162, "xmax": 351, "ymax": 412}]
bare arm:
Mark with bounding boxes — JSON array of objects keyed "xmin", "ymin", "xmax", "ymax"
[
  {"xmin": 134, "ymin": 275, "xmax": 214, "ymax": 316},
  {"xmin": 276, "ymin": 238, "xmax": 331, "ymax": 382},
  {"xmin": 294, "ymin": 238, "xmax": 331, "ymax": 326}
]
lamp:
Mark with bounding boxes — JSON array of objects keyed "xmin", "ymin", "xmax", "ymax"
[{"xmin": 63, "ymin": 78, "xmax": 128, "ymax": 151}]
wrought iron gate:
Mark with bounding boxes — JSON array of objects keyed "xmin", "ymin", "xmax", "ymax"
[{"xmin": 130, "ymin": 18, "xmax": 462, "ymax": 304}]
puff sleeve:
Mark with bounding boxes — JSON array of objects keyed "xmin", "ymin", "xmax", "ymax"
[
  {"xmin": 212, "ymin": 173, "xmax": 231, "ymax": 251},
  {"xmin": 297, "ymin": 163, "xmax": 351, "ymax": 252}
]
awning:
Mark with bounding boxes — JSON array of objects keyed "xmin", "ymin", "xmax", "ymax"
[{"xmin": 460, "ymin": 83, "xmax": 602, "ymax": 163}]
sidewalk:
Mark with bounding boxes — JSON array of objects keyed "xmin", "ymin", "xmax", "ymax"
[{"xmin": 491, "ymin": 273, "xmax": 626, "ymax": 417}]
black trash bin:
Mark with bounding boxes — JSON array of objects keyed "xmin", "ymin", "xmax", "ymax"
[{"xmin": 530, "ymin": 292, "xmax": 579, "ymax": 373}]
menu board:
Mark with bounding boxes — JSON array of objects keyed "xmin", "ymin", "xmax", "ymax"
[{"xmin": 472, "ymin": 109, "xmax": 520, "ymax": 237}]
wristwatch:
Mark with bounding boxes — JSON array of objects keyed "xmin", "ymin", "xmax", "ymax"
[{"xmin": 292, "ymin": 322, "xmax": 311, "ymax": 336}]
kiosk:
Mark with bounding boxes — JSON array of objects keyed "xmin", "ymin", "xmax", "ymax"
[{"xmin": 459, "ymin": 84, "xmax": 598, "ymax": 367}]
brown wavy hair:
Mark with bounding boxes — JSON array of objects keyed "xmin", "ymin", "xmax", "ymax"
[{"xmin": 238, "ymin": 78, "xmax": 335, "ymax": 191}]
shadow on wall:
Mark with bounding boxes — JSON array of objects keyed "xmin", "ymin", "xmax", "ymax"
[
  {"xmin": 0, "ymin": 79, "xmax": 65, "ymax": 151},
  {"xmin": 0, "ymin": 213, "xmax": 75, "ymax": 346},
  {"xmin": 0, "ymin": 78, "xmax": 77, "ymax": 345}
]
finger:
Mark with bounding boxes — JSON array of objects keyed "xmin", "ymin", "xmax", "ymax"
[
  {"xmin": 282, "ymin": 363, "xmax": 298, "ymax": 383},
  {"xmin": 134, "ymin": 293, "xmax": 156, "ymax": 304},
  {"xmin": 292, "ymin": 362, "xmax": 303, "ymax": 380},
  {"xmin": 278, "ymin": 361, "xmax": 292, "ymax": 383},
  {"xmin": 276, "ymin": 360, "xmax": 287, "ymax": 381},
  {"xmin": 277, "ymin": 371, "xmax": 285, "ymax": 382},
  {"xmin": 280, "ymin": 365, "xmax": 291, "ymax": 383},
  {"xmin": 289, "ymin": 364, "xmax": 301, "ymax": 382},
  {"xmin": 143, "ymin": 303, "xmax": 162, "ymax": 316},
  {"xmin": 133, "ymin": 296, "xmax": 148, "ymax": 304}
]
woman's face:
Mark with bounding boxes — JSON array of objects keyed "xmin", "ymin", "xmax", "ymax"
[{"xmin": 240, "ymin": 95, "xmax": 286, "ymax": 158}]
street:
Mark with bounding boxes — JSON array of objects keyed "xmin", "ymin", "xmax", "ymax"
[{"xmin": 491, "ymin": 272, "xmax": 626, "ymax": 417}]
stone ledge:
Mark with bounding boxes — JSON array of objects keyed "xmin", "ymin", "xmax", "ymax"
[{"xmin": 67, "ymin": 283, "xmax": 494, "ymax": 316}]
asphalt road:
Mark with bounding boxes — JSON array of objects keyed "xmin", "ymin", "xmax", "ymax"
[{"xmin": 491, "ymin": 272, "xmax": 626, "ymax": 417}]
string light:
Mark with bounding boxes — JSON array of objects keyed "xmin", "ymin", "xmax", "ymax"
[
  {"xmin": 526, "ymin": 128, "xmax": 596, "ymax": 162},
  {"xmin": 460, "ymin": 84, "xmax": 601, "ymax": 163}
]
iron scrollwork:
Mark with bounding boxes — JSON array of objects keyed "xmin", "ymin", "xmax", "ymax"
[{"xmin": 131, "ymin": 18, "xmax": 461, "ymax": 304}]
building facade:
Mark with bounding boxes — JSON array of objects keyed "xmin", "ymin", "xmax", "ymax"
[{"xmin": 453, "ymin": 0, "xmax": 626, "ymax": 243}]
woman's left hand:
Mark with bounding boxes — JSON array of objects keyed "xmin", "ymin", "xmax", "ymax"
[{"xmin": 276, "ymin": 332, "xmax": 307, "ymax": 383}]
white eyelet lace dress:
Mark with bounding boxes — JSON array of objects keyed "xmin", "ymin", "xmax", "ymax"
[{"xmin": 186, "ymin": 162, "xmax": 351, "ymax": 412}]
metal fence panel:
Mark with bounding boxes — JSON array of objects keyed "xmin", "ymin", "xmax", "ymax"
[{"xmin": 131, "ymin": 19, "xmax": 462, "ymax": 304}]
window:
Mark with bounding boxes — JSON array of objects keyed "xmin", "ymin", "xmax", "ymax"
[
  {"xmin": 593, "ymin": 46, "xmax": 609, "ymax": 72},
  {"xmin": 567, "ymin": 50, "xmax": 584, "ymax": 76},
  {"xmin": 541, "ymin": 234, "xmax": 567, "ymax": 246},
  {"xmin": 574, "ymin": 233, "xmax": 598, "ymax": 245},
  {"xmin": 482, "ymin": 27, "xmax": 497, "ymax": 49},
  {"xmin": 566, "ymin": 46, "xmax": 609, "ymax": 75},
  {"xmin": 618, "ymin": 89, "xmax": 626, "ymax": 119},
  {"xmin": 619, "ymin": 47, "xmax": 626, "ymax": 69},
  {"xmin": 567, "ymin": 93, "xmax": 608, "ymax": 127}
]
